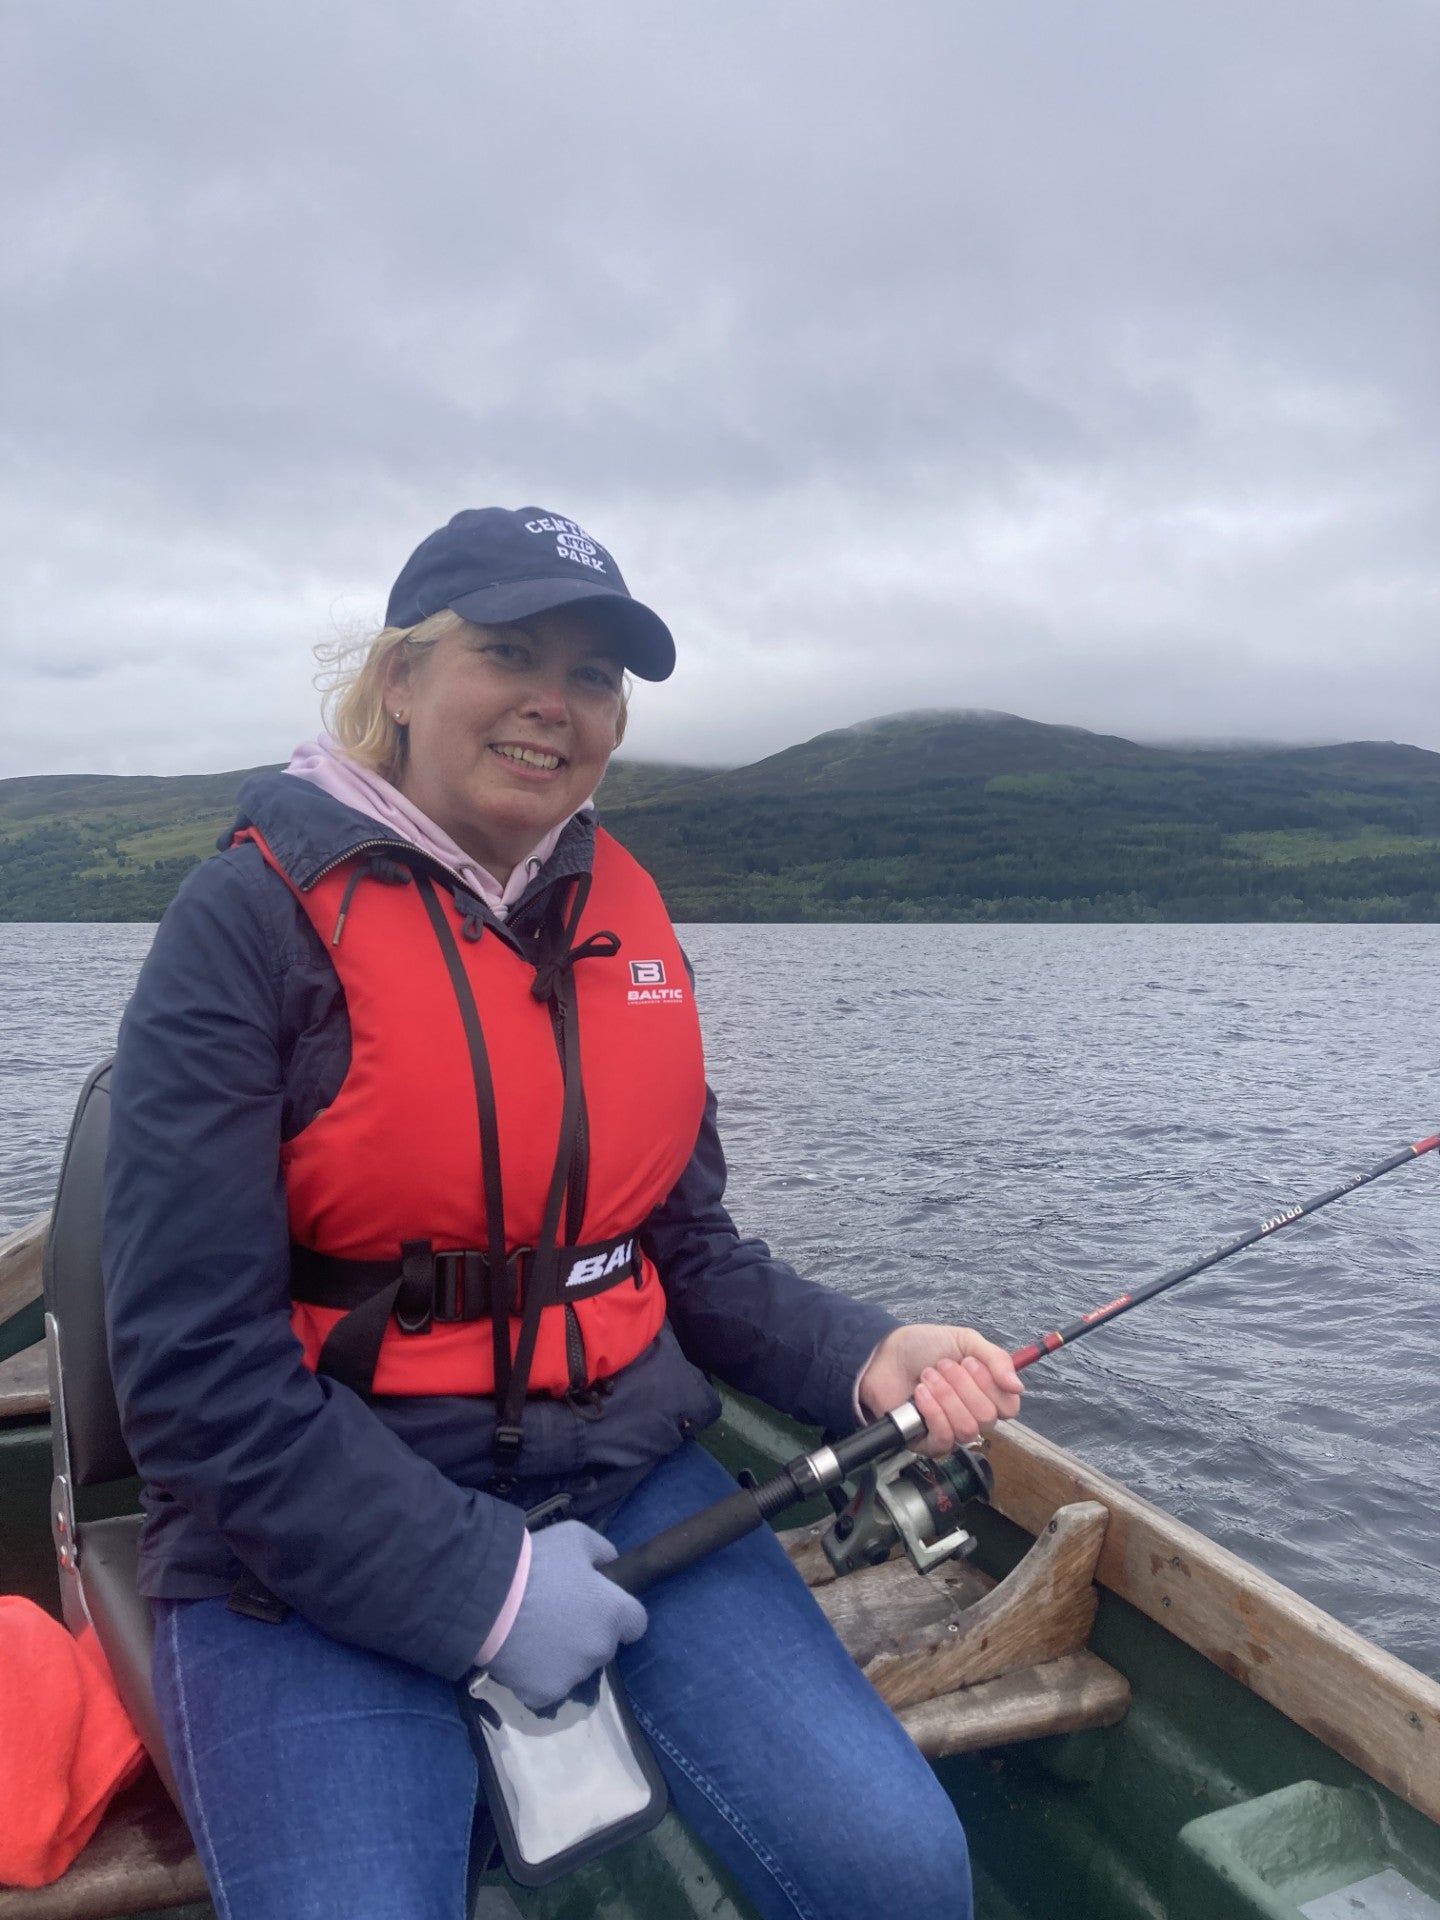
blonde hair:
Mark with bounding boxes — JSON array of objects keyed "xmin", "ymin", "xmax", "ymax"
[
  {"xmin": 316, "ymin": 609, "xmax": 630, "ymax": 781},
  {"xmin": 316, "ymin": 611, "xmax": 462, "ymax": 779}
]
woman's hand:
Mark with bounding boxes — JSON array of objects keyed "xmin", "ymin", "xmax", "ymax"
[
  {"xmin": 484, "ymin": 1522, "xmax": 647, "ymax": 1711},
  {"xmin": 858, "ymin": 1325, "xmax": 1024, "ymax": 1457}
]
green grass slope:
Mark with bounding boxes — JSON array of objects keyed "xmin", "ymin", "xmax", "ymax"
[
  {"xmin": 0, "ymin": 767, "xmax": 279, "ymax": 921},
  {"xmin": 3, "ymin": 715, "xmax": 1438, "ymax": 922}
]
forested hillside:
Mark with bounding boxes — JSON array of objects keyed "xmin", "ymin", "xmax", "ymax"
[
  {"xmin": 4, "ymin": 712, "xmax": 1439, "ymax": 922},
  {"xmin": 612, "ymin": 714, "xmax": 1440, "ymax": 921},
  {"xmin": 0, "ymin": 758, "xmax": 707, "ymax": 921}
]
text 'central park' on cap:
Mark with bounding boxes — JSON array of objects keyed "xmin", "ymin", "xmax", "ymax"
[{"xmin": 384, "ymin": 507, "xmax": 676, "ymax": 681}]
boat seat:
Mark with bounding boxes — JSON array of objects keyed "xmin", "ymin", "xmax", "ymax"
[
  {"xmin": 67, "ymin": 1515, "xmax": 174, "ymax": 1796},
  {"xmin": 0, "ymin": 1060, "xmax": 209, "ymax": 1917},
  {"xmin": 40, "ymin": 1059, "xmax": 184, "ymax": 1815}
]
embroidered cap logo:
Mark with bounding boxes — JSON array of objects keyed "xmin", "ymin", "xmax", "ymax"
[{"xmin": 522, "ymin": 515, "xmax": 609, "ymax": 574}]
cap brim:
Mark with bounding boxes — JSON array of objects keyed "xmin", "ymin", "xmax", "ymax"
[{"xmin": 447, "ymin": 578, "xmax": 675, "ymax": 681}]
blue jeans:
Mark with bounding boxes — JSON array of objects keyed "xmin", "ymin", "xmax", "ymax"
[{"xmin": 152, "ymin": 1443, "xmax": 972, "ymax": 1920}]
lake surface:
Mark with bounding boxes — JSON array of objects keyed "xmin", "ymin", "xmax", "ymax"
[{"xmin": 2, "ymin": 920, "xmax": 1437, "ymax": 1677}]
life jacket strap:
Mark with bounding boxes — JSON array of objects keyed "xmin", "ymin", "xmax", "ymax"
[
  {"xmin": 292, "ymin": 1232, "xmax": 641, "ymax": 1319},
  {"xmin": 291, "ymin": 1230, "xmax": 643, "ymax": 1390}
]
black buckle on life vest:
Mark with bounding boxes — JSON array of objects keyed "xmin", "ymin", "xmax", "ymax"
[
  {"xmin": 432, "ymin": 1249, "xmax": 487, "ymax": 1324},
  {"xmin": 493, "ymin": 1423, "xmax": 525, "ymax": 1479},
  {"xmin": 392, "ymin": 1243, "xmax": 536, "ymax": 1333},
  {"xmin": 494, "ymin": 1246, "xmax": 531, "ymax": 1319}
]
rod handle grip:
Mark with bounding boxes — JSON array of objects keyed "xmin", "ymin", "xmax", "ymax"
[{"xmin": 605, "ymin": 1488, "xmax": 765, "ymax": 1596}]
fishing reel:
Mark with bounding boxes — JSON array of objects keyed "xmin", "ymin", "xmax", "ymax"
[
  {"xmin": 608, "ymin": 1401, "xmax": 995, "ymax": 1598},
  {"xmin": 821, "ymin": 1445, "xmax": 994, "ymax": 1579}
]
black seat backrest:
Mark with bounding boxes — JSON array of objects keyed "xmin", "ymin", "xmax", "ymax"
[{"xmin": 42, "ymin": 1058, "xmax": 134, "ymax": 1487}]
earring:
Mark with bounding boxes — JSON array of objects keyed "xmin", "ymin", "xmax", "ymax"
[{"xmin": 394, "ymin": 711, "xmax": 405, "ymax": 723}]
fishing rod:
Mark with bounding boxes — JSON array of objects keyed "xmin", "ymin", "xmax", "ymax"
[
  {"xmin": 820, "ymin": 1127, "xmax": 1440, "ymax": 1578},
  {"xmin": 609, "ymin": 1127, "xmax": 1440, "ymax": 1592},
  {"xmin": 1009, "ymin": 1128, "xmax": 1440, "ymax": 1371}
]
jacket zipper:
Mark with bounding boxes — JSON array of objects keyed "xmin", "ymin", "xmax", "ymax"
[
  {"xmin": 303, "ymin": 837, "xmax": 429, "ymax": 889},
  {"xmin": 302, "ymin": 839, "xmax": 530, "ymax": 956}
]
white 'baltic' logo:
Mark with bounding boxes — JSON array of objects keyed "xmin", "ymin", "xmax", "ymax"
[
  {"xmin": 565, "ymin": 1240, "xmax": 634, "ymax": 1288},
  {"xmin": 627, "ymin": 957, "xmax": 684, "ymax": 1005}
]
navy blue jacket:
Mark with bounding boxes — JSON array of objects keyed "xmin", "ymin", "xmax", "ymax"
[{"xmin": 104, "ymin": 773, "xmax": 899, "ymax": 1681}]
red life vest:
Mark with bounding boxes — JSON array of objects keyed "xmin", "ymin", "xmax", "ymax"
[{"xmin": 239, "ymin": 826, "xmax": 706, "ymax": 1400}]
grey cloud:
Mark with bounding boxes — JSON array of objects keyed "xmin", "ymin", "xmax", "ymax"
[{"xmin": 2, "ymin": 0, "xmax": 1436, "ymax": 775}]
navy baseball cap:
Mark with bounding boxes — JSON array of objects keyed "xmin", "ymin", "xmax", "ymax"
[{"xmin": 384, "ymin": 507, "xmax": 675, "ymax": 681}]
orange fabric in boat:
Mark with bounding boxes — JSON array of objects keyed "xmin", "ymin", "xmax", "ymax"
[{"xmin": 0, "ymin": 1596, "xmax": 145, "ymax": 1888}]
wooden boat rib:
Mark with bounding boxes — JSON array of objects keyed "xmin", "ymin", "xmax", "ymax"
[{"xmin": 3, "ymin": 1210, "xmax": 1439, "ymax": 1920}]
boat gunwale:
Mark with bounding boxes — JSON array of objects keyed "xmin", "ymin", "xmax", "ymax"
[
  {"xmin": 983, "ymin": 1416, "xmax": 1440, "ymax": 1826},
  {"xmin": 0, "ymin": 1214, "xmax": 47, "ymax": 1333}
]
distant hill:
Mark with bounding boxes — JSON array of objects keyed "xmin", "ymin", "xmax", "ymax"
[
  {"xmin": 707, "ymin": 710, "xmax": 1164, "ymax": 795},
  {"xmin": 0, "ymin": 757, "xmax": 711, "ymax": 920},
  {"xmin": 603, "ymin": 712, "xmax": 1440, "ymax": 922},
  {"xmin": 3, "ymin": 713, "xmax": 1439, "ymax": 921}
]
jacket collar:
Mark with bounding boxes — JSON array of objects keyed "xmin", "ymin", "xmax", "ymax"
[{"xmin": 228, "ymin": 771, "xmax": 596, "ymax": 937}]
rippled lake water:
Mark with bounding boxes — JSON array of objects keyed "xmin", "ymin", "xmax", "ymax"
[{"xmin": 2, "ymin": 920, "xmax": 1437, "ymax": 1676}]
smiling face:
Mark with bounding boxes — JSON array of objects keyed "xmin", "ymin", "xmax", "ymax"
[{"xmin": 383, "ymin": 611, "xmax": 626, "ymax": 882}]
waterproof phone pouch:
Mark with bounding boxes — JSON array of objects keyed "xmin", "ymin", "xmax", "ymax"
[{"xmin": 463, "ymin": 1665, "xmax": 668, "ymax": 1888}]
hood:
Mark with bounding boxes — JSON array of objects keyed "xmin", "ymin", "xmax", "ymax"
[{"xmin": 226, "ymin": 770, "xmax": 596, "ymax": 927}]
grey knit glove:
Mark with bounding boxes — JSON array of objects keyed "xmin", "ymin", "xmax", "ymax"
[{"xmin": 484, "ymin": 1521, "xmax": 648, "ymax": 1711}]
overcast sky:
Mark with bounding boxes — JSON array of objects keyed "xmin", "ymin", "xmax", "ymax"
[{"xmin": 3, "ymin": 0, "xmax": 1437, "ymax": 778}]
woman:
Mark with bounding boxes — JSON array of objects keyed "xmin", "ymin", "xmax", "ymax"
[{"xmin": 105, "ymin": 506, "xmax": 1024, "ymax": 1920}]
